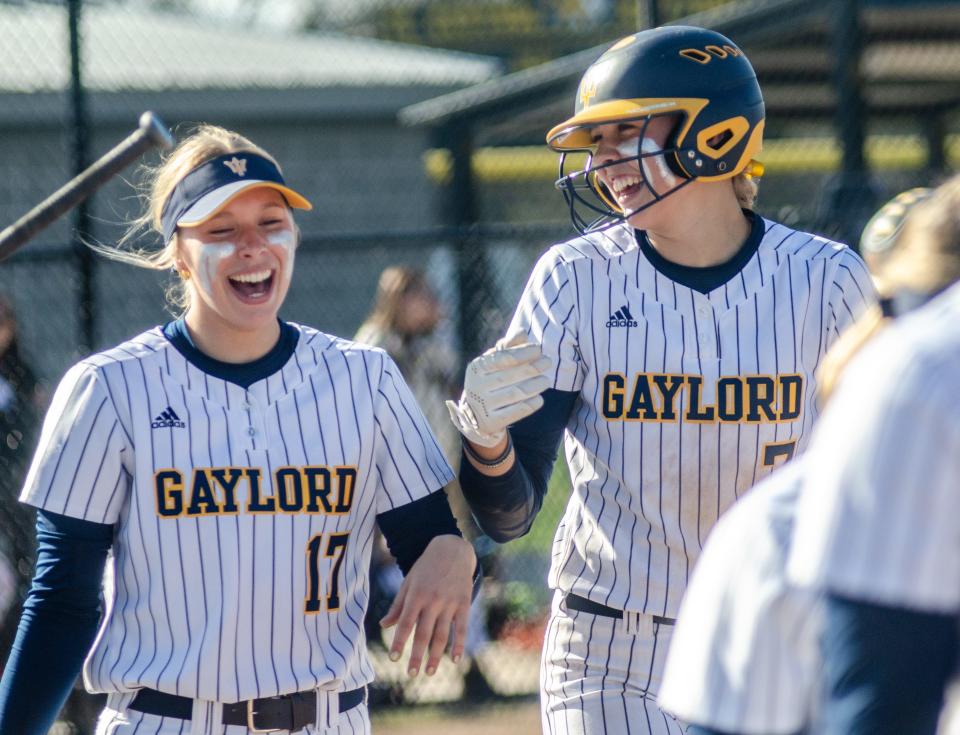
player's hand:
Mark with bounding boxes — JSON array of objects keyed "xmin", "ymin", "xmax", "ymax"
[
  {"xmin": 446, "ymin": 334, "xmax": 553, "ymax": 448},
  {"xmin": 379, "ymin": 534, "xmax": 476, "ymax": 677}
]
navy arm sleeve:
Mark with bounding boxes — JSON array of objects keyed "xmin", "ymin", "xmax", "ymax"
[
  {"xmin": 0, "ymin": 510, "xmax": 112, "ymax": 735},
  {"xmin": 820, "ymin": 593, "xmax": 959, "ymax": 735},
  {"xmin": 376, "ymin": 491, "xmax": 481, "ymax": 597},
  {"xmin": 458, "ymin": 389, "xmax": 578, "ymax": 543},
  {"xmin": 377, "ymin": 490, "xmax": 462, "ymax": 575}
]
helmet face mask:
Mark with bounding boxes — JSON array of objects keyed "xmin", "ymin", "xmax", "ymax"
[
  {"xmin": 556, "ymin": 112, "xmax": 696, "ymax": 234},
  {"xmin": 549, "ymin": 26, "xmax": 765, "ymax": 235}
]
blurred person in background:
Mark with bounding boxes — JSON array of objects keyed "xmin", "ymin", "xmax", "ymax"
[
  {"xmin": 788, "ymin": 174, "xmax": 960, "ymax": 735},
  {"xmin": 356, "ymin": 266, "xmax": 495, "ymax": 698},
  {"xmin": 0, "ymin": 293, "xmax": 46, "ymax": 667},
  {"xmin": 658, "ymin": 186, "xmax": 938, "ymax": 735},
  {"xmin": 356, "ymin": 266, "xmax": 460, "ymax": 463}
]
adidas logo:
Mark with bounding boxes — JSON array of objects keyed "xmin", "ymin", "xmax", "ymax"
[
  {"xmin": 152, "ymin": 406, "xmax": 186, "ymax": 429},
  {"xmin": 606, "ymin": 304, "xmax": 638, "ymax": 328}
]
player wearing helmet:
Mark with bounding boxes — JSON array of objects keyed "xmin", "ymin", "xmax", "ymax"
[
  {"xmin": 549, "ymin": 28, "xmax": 765, "ymax": 235},
  {"xmin": 446, "ymin": 26, "xmax": 876, "ymax": 734}
]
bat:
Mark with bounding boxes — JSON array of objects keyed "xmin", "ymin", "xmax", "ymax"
[{"xmin": 0, "ymin": 111, "xmax": 175, "ymax": 263}]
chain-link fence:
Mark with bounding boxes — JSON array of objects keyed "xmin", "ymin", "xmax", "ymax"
[{"xmin": 0, "ymin": 0, "xmax": 958, "ymax": 732}]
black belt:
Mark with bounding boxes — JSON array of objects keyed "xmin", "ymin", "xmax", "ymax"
[
  {"xmin": 564, "ymin": 592, "xmax": 676, "ymax": 626},
  {"xmin": 130, "ymin": 686, "xmax": 366, "ymax": 733}
]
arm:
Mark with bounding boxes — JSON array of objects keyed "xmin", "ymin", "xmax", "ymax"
[
  {"xmin": 376, "ymin": 491, "xmax": 477, "ymax": 677},
  {"xmin": 820, "ymin": 594, "xmax": 958, "ymax": 735},
  {"xmin": 0, "ymin": 510, "xmax": 112, "ymax": 735},
  {"xmin": 459, "ymin": 388, "xmax": 577, "ymax": 541},
  {"xmin": 370, "ymin": 355, "xmax": 476, "ymax": 678},
  {"xmin": 827, "ymin": 247, "xmax": 878, "ymax": 342}
]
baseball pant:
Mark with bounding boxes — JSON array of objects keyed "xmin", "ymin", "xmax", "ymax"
[
  {"xmin": 541, "ymin": 592, "xmax": 686, "ymax": 735},
  {"xmin": 93, "ymin": 691, "xmax": 371, "ymax": 735}
]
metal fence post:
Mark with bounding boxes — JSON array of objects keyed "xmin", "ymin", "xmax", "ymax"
[
  {"xmin": 637, "ymin": 0, "xmax": 659, "ymax": 29},
  {"xmin": 435, "ymin": 121, "xmax": 496, "ymax": 364},
  {"xmin": 818, "ymin": 0, "xmax": 880, "ymax": 250},
  {"xmin": 924, "ymin": 112, "xmax": 948, "ymax": 179},
  {"xmin": 68, "ymin": 0, "xmax": 95, "ymax": 354}
]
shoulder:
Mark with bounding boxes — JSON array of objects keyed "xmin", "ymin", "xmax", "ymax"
[
  {"xmin": 75, "ymin": 327, "xmax": 171, "ymax": 376},
  {"xmin": 289, "ymin": 322, "xmax": 392, "ymax": 373},
  {"xmin": 759, "ymin": 217, "xmax": 858, "ymax": 265},
  {"xmin": 540, "ymin": 225, "xmax": 637, "ymax": 269},
  {"xmin": 45, "ymin": 328, "xmax": 170, "ymax": 410}
]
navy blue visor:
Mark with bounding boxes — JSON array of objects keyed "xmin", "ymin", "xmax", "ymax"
[{"xmin": 160, "ymin": 152, "xmax": 312, "ymax": 243}]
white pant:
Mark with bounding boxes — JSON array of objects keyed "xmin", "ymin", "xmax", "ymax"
[
  {"xmin": 94, "ymin": 692, "xmax": 371, "ymax": 735},
  {"xmin": 541, "ymin": 592, "xmax": 686, "ymax": 735}
]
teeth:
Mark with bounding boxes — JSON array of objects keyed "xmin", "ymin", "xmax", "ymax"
[
  {"xmin": 612, "ymin": 176, "xmax": 641, "ymax": 194},
  {"xmin": 229, "ymin": 270, "xmax": 271, "ymax": 284}
]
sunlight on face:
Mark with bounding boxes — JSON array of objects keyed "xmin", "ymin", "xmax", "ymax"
[
  {"xmin": 176, "ymin": 187, "xmax": 297, "ymax": 334},
  {"xmin": 590, "ymin": 115, "xmax": 680, "ymax": 214}
]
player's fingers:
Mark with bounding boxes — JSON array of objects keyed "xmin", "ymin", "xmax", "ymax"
[
  {"xmin": 407, "ymin": 607, "xmax": 440, "ymax": 677},
  {"xmin": 448, "ymin": 601, "xmax": 470, "ymax": 664},
  {"xmin": 478, "ymin": 343, "xmax": 546, "ymax": 372},
  {"xmin": 494, "ymin": 332, "xmax": 530, "ymax": 350},
  {"xmin": 479, "ymin": 357, "xmax": 553, "ymax": 392},
  {"xmin": 488, "ymin": 392, "xmax": 545, "ymax": 426},
  {"xmin": 486, "ymin": 375, "xmax": 551, "ymax": 410},
  {"xmin": 424, "ymin": 610, "xmax": 454, "ymax": 676},
  {"xmin": 387, "ymin": 605, "xmax": 419, "ymax": 665},
  {"xmin": 379, "ymin": 584, "xmax": 406, "ymax": 629}
]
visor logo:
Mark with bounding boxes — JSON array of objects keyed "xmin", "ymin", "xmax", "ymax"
[
  {"xmin": 579, "ymin": 81, "xmax": 598, "ymax": 108},
  {"xmin": 223, "ymin": 157, "xmax": 248, "ymax": 176}
]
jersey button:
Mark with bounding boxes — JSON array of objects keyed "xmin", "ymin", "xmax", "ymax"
[{"xmin": 247, "ymin": 427, "xmax": 256, "ymax": 436}]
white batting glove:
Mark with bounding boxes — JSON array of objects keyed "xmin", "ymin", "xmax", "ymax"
[{"xmin": 446, "ymin": 336, "xmax": 553, "ymax": 448}]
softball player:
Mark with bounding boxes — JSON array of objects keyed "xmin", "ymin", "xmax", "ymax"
[
  {"xmin": 657, "ymin": 187, "xmax": 935, "ymax": 735},
  {"xmin": 788, "ymin": 175, "xmax": 960, "ymax": 735},
  {"xmin": 446, "ymin": 26, "xmax": 875, "ymax": 734},
  {"xmin": 0, "ymin": 125, "xmax": 477, "ymax": 735}
]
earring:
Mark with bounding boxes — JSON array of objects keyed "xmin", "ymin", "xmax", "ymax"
[{"xmin": 178, "ymin": 269, "xmax": 191, "ymax": 280}]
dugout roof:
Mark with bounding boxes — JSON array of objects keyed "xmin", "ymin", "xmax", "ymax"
[
  {"xmin": 400, "ymin": 0, "xmax": 960, "ymax": 144},
  {"xmin": 0, "ymin": 3, "xmax": 502, "ymax": 125}
]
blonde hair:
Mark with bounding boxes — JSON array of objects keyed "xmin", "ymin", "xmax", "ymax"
[
  {"xmin": 93, "ymin": 124, "xmax": 279, "ymax": 311},
  {"xmin": 732, "ymin": 170, "xmax": 759, "ymax": 209},
  {"xmin": 817, "ymin": 174, "xmax": 960, "ymax": 403}
]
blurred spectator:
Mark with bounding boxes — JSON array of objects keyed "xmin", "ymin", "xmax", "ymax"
[
  {"xmin": 0, "ymin": 294, "xmax": 46, "ymax": 668},
  {"xmin": 356, "ymin": 266, "xmax": 460, "ymax": 462}
]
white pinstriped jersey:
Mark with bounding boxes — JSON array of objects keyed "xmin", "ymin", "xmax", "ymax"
[
  {"xmin": 789, "ymin": 281, "xmax": 960, "ymax": 614},
  {"xmin": 508, "ymin": 218, "xmax": 875, "ymax": 617},
  {"xmin": 659, "ymin": 458, "xmax": 821, "ymax": 734},
  {"xmin": 20, "ymin": 324, "xmax": 453, "ymax": 703}
]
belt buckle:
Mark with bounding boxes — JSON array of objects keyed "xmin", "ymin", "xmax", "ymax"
[{"xmin": 247, "ymin": 699, "xmax": 283, "ymax": 733}]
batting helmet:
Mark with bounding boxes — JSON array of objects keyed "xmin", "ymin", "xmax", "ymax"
[{"xmin": 549, "ymin": 26, "xmax": 765, "ymax": 234}]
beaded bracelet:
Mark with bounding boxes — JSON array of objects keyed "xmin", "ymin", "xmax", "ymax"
[{"xmin": 462, "ymin": 433, "xmax": 514, "ymax": 470}]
